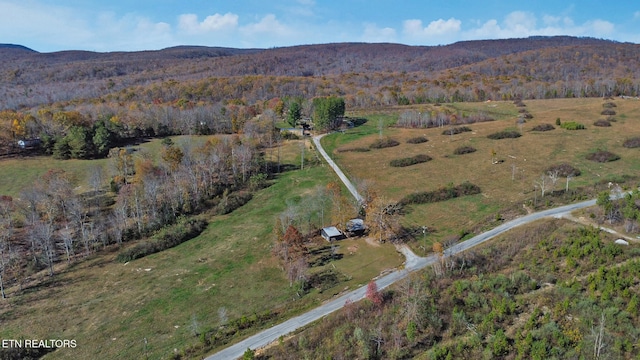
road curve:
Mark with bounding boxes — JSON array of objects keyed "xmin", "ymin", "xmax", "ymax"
[{"xmin": 205, "ymin": 133, "xmax": 602, "ymax": 360}]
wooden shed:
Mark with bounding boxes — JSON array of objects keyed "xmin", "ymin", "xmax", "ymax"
[{"xmin": 321, "ymin": 226, "xmax": 343, "ymax": 242}]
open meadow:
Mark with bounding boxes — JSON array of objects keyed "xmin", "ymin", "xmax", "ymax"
[{"xmin": 327, "ymin": 98, "xmax": 640, "ymax": 252}]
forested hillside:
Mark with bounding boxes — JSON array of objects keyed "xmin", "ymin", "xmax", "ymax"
[{"xmin": 1, "ymin": 36, "xmax": 637, "ymax": 110}]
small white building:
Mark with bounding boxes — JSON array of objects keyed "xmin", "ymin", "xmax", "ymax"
[{"xmin": 321, "ymin": 226, "xmax": 343, "ymax": 242}]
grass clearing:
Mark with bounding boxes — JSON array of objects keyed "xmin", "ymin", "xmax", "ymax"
[
  {"xmin": 0, "ymin": 137, "xmax": 404, "ymax": 359},
  {"xmin": 325, "ymin": 98, "xmax": 640, "ymax": 248}
]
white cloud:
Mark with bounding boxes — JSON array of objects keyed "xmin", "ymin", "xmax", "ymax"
[
  {"xmin": 403, "ymin": 18, "xmax": 462, "ymax": 38},
  {"xmin": 361, "ymin": 23, "xmax": 397, "ymax": 43},
  {"xmin": 463, "ymin": 11, "xmax": 615, "ymax": 41},
  {"xmin": 178, "ymin": 13, "xmax": 238, "ymax": 34},
  {"xmin": 588, "ymin": 19, "xmax": 615, "ymax": 35},
  {"xmin": 634, "ymin": 11, "xmax": 640, "ymax": 20},
  {"xmin": 241, "ymin": 14, "xmax": 291, "ymax": 37},
  {"xmin": 503, "ymin": 11, "xmax": 536, "ymax": 34},
  {"xmin": 0, "ymin": 0, "xmax": 93, "ymax": 50}
]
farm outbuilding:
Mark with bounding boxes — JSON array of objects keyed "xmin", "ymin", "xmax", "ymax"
[{"xmin": 321, "ymin": 226, "xmax": 343, "ymax": 242}]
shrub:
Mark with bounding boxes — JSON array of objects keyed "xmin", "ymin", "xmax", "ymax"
[
  {"xmin": 406, "ymin": 136, "xmax": 428, "ymax": 144},
  {"xmin": 623, "ymin": 137, "xmax": 640, "ymax": 148},
  {"xmin": 453, "ymin": 146, "xmax": 477, "ymax": 155},
  {"xmin": 546, "ymin": 163, "xmax": 581, "ymax": 177},
  {"xmin": 398, "ymin": 181, "xmax": 481, "ymax": 206},
  {"xmin": 487, "ymin": 130, "xmax": 521, "ymax": 139},
  {"xmin": 369, "ymin": 138, "xmax": 400, "ymax": 149},
  {"xmin": 531, "ymin": 124, "xmax": 555, "ymax": 132},
  {"xmin": 389, "ymin": 154, "xmax": 432, "ymax": 167},
  {"xmin": 116, "ymin": 217, "xmax": 208, "ymax": 262},
  {"xmin": 602, "ymin": 102, "xmax": 617, "ymax": 108},
  {"xmin": 215, "ymin": 191, "xmax": 253, "ymax": 215},
  {"xmin": 514, "ymin": 100, "xmax": 526, "ymax": 107},
  {"xmin": 442, "ymin": 126, "xmax": 472, "ymax": 136},
  {"xmin": 560, "ymin": 121, "xmax": 585, "ymax": 130},
  {"xmin": 586, "ymin": 150, "xmax": 620, "ymax": 163},
  {"xmin": 280, "ymin": 131, "xmax": 299, "ymax": 140},
  {"xmin": 593, "ymin": 119, "xmax": 611, "ymax": 127},
  {"xmin": 601, "ymin": 109, "xmax": 616, "ymax": 116}
]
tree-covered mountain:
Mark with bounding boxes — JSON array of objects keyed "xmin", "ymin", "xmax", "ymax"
[{"xmin": 1, "ymin": 36, "xmax": 635, "ymax": 110}]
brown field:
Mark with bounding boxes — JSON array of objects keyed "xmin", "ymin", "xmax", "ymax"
[{"xmin": 329, "ymin": 98, "xmax": 640, "ymax": 247}]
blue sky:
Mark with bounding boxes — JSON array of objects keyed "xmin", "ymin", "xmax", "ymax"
[{"xmin": 2, "ymin": 0, "xmax": 640, "ymax": 52}]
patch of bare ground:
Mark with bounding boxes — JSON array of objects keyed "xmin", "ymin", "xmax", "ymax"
[{"xmin": 364, "ymin": 237, "xmax": 381, "ymax": 247}]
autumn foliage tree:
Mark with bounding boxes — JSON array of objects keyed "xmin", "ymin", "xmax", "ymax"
[
  {"xmin": 273, "ymin": 224, "xmax": 308, "ymax": 287},
  {"xmin": 366, "ymin": 195, "xmax": 401, "ymax": 243},
  {"xmin": 366, "ymin": 280, "xmax": 383, "ymax": 306}
]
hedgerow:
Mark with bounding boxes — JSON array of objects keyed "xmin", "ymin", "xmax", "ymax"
[
  {"xmin": 389, "ymin": 154, "xmax": 432, "ymax": 167},
  {"xmin": 406, "ymin": 136, "xmax": 428, "ymax": 144},
  {"xmin": 453, "ymin": 146, "xmax": 477, "ymax": 155},
  {"xmin": 398, "ymin": 181, "xmax": 481, "ymax": 206},
  {"xmin": 116, "ymin": 217, "xmax": 208, "ymax": 262},
  {"xmin": 487, "ymin": 130, "xmax": 521, "ymax": 139},
  {"xmin": 369, "ymin": 138, "xmax": 400, "ymax": 149}
]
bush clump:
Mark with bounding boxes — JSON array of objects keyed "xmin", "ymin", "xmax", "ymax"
[
  {"xmin": 487, "ymin": 130, "xmax": 521, "ymax": 139},
  {"xmin": 546, "ymin": 163, "xmax": 581, "ymax": 177},
  {"xmin": 406, "ymin": 136, "xmax": 428, "ymax": 144},
  {"xmin": 398, "ymin": 181, "xmax": 481, "ymax": 206},
  {"xmin": 593, "ymin": 119, "xmax": 611, "ymax": 127},
  {"xmin": 623, "ymin": 136, "xmax": 640, "ymax": 148},
  {"xmin": 280, "ymin": 131, "xmax": 300, "ymax": 140},
  {"xmin": 442, "ymin": 126, "xmax": 472, "ymax": 136},
  {"xmin": 117, "ymin": 217, "xmax": 208, "ymax": 262},
  {"xmin": 586, "ymin": 150, "xmax": 620, "ymax": 163},
  {"xmin": 560, "ymin": 121, "xmax": 585, "ymax": 130},
  {"xmin": 601, "ymin": 109, "xmax": 616, "ymax": 116},
  {"xmin": 453, "ymin": 146, "xmax": 477, "ymax": 155},
  {"xmin": 215, "ymin": 191, "xmax": 253, "ymax": 215},
  {"xmin": 531, "ymin": 124, "xmax": 555, "ymax": 132},
  {"xmin": 389, "ymin": 154, "xmax": 432, "ymax": 167},
  {"xmin": 369, "ymin": 138, "xmax": 400, "ymax": 149},
  {"xmin": 602, "ymin": 102, "xmax": 617, "ymax": 108}
]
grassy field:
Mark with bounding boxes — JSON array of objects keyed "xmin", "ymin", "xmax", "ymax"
[
  {"xmin": 326, "ymin": 98, "xmax": 640, "ymax": 252},
  {"xmin": 0, "ymin": 137, "xmax": 403, "ymax": 359}
]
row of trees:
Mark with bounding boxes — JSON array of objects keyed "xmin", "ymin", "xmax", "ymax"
[{"xmin": 1, "ymin": 93, "xmax": 347, "ymax": 156}]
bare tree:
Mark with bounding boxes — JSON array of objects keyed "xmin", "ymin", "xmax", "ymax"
[
  {"xmin": 0, "ymin": 200, "xmax": 13, "ymax": 298},
  {"xmin": 592, "ymin": 312, "xmax": 607, "ymax": 359},
  {"xmin": 534, "ymin": 174, "xmax": 549, "ymax": 198},
  {"xmin": 565, "ymin": 174, "xmax": 574, "ymax": 192},
  {"xmin": 30, "ymin": 216, "xmax": 56, "ymax": 276},
  {"xmin": 547, "ymin": 169, "xmax": 560, "ymax": 193}
]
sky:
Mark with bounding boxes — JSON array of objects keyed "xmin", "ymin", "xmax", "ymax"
[{"xmin": 2, "ymin": 0, "xmax": 640, "ymax": 53}]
